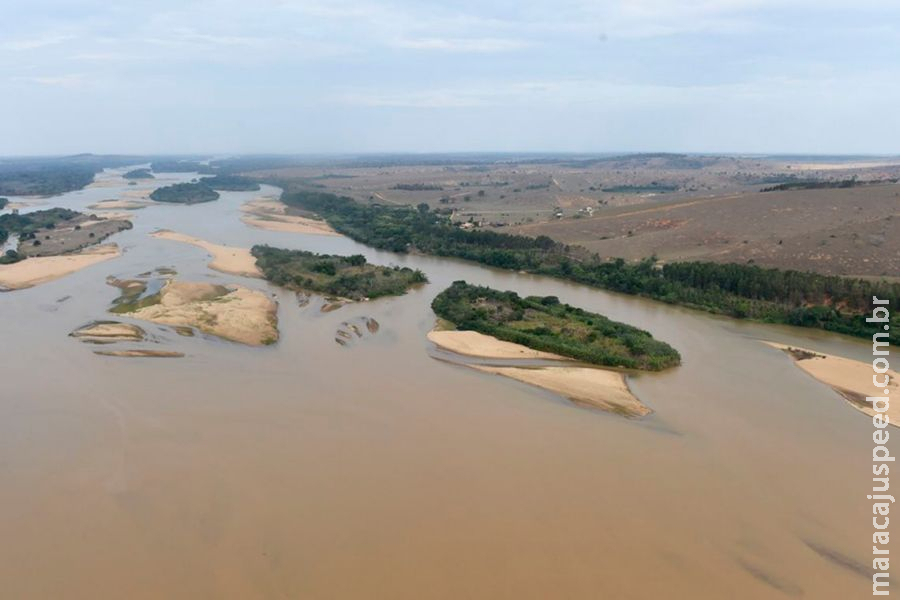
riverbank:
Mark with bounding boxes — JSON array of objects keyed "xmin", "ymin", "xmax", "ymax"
[
  {"xmin": 0, "ymin": 244, "xmax": 121, "ymax": 290},
  {"xmin": 764, "ymin": 341, "xmax": 899, "ymax": 425},
  {"xmin": 150, "ymin": 230, "xmax": 262, "ymax": 278}
]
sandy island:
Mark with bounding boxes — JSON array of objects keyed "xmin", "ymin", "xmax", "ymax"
[
  {"xmin": 764, "ymin": 341, "xmax": 899, "ymax": 425},
  {"xmin": 428, "ymin": 330, "xmax": 568, "ymax": 360},
  {"xmin": 121, "ymin": 280, "xmax": 278, "ymax": 346},
  {"xmin": 240, "ymin": 197, "xmax": 339, "ymax": 235},
  {"xmin": 430, "ymin": 329, "xmax": 649, "ymax": 417},
  {"xmin": 150, "ymin": 230, "xmax": 262, "ymax": 278},
  {"xmin": 0, "ymin": 244, "xmax": 121, "ymax": 290},
  {"xmin": 473, "ymin": 365, "xmax": 650, "ymax": 417},
  {"xmin": 70, "ymin": 321, "xmax": 146, "ymax": 342}
]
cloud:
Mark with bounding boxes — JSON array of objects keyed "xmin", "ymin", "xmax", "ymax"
[
  {"xmin": 13, "ymin": 73, "xmax": 86, "ymax": 87},
  {"xmin": 389, "ymin": 36, "xmax": 527, "ymax": 52},
  {"xmin": 2, "ymin": 34, "xmax": 73, "ymax": 51}
]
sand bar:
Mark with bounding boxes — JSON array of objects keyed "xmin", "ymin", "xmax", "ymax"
[
  {"xmin": 473, "ymin": 365, "xmax": 650, "ymax": 417},
  {"xmin": 428, "ymin": 330, "xmax": 568, "ymax": 360},
  {"xmin": 70, "ymin": 321, "xmax": 146, "ymax": 341},
  {"xmin": 122, "ymin": 280, "xmax": 278, "ymax": 346},
  {"xmin": 87, "ymin": 198, "xmax": 151, "ymax": 211},
  {"xmin": 764, "ymin": 341, "xmax": 899, "ymax": 425},
  {"xmin": 150, "ymin": 230, "xmax": 262, "ymax": 278},
  {"xmin": 240, "ymin": 197, "xmax": 339, "ymax": 235},
  {"xmin": 0, "ymin": 244, "xmax": 121, "ymax": 290}
]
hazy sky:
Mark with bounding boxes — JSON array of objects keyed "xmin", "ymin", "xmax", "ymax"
[{"xmin": 1, "ymin": 0, "xmax": 897, "ymax": 155}]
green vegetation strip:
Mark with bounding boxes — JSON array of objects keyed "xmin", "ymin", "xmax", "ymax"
[
  {"xmin": 252, "ymin": 245, "xmax": 427, "ymax": 300},
  {"xmin": 280, "ymin": 189, "xmax": 900, "ymax": 344},
  {"xmin": 432, "ymin": 281, "xmax": 680, "ymax": 370}
]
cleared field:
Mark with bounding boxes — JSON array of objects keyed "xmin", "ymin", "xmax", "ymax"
[{"xmin": 507, "ymin": 183, "xmax": 900, "ymax": 277}]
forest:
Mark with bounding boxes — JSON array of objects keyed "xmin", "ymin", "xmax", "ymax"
[
  {"xmin": 0, "ymin": 207, "xmax": 80, "ymax": 245},
  {"xmin": 432, "ymin": 281, "xmax": 681, "ymax": 370},
  {"xmin": 149, "ymin": 182, "xmax": 220, "ymax": 204},
  {"xmin": 281, "ymin": 188, "xmax": 900, "ymax": 343},
  {"xmin": 149, "ymin": 160, "xmax": 215, "ymax": 174},
  {"xmin": 251, "ymin": 245, "xmax": 427, "ymax": 300},
  {"xmin": 199, "ymin": 175, "xmax": 261, "ymax": 191}
]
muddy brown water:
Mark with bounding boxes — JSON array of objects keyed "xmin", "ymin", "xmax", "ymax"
[{"xmin": 0, "ymin": 167, "xmax": 888, "ymax": 598}]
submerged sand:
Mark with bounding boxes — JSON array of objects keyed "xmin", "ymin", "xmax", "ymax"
[
  {"xmin": 150, "ymin": 230, "xmax": 262, "ymax": 278},
  {"xmin": 122, "ymin": 280, "xmax": 278, "ymax": 346},
  {"xmin": 474, "ymin": 365, "xmax": 650, "ymax": 417},
  {"xmin": 87, "ymin": 198, "xmax": 151, "ymax": 211},
  {"xmin": 428, "ymin": 330, "xmax": 568, "ymax": 360},
  {"xmin": 94, "ymin": 349, "xmax": 184, "ymax": 358},
  {"xmin": 240, "ymin": 197, "xmax": 339, "ymax": 235},
  {"xmin": 764, "ymin": 341, "xmax": 899, "ymax": 425},
  {"xmin": 0, "ymin": 244, "xmax": 121, "ymax": 290},
  {"xmin": 70, "ymin": 321, "xmax": 146, "ymax": 342}
]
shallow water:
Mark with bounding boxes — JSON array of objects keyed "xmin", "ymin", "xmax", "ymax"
[{"xmin": 0, "ymin": 167, "xmax": 887, "ymax": 599}]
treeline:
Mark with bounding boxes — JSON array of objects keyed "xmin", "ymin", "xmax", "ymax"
[
  {"xmin": 760, "ymin": 177, "xmax": 892, "ymax": 192},
  {"xmin": 0, "ymin": 163, "xmax": 95, "ymax": 196},
  {"xmin": 251, "ymin": 245, "xmax": 427, "ymax": 300},
  {"xmin": 432, "ymin": 281, "xmax": 681, "ymax": 370},
  {"xmin": 150, "ymin": 160, "xmax": 215, "ymax": 174},
  {"xmin": 0, "ymin": 155, "xmax": 141, "ymax": 196},
  {"xmin": 199, "ymin": 175, "xmax": 260, "ymax": 191},
  {"xmin": 391, "ymin": 183, "xmax": 444, "ymax": 191},
  {"xmin": 149, "ymin": 182, "xmax": 220, "ymax": 204},
  {"xmin": 281, "ymin": 189, "xmax": 900, "ymax": 343}
]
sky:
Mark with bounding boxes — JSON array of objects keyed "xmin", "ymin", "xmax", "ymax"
[{"xmin": 1, "ymin": 0, "xmax": 898, "ymax": 155}]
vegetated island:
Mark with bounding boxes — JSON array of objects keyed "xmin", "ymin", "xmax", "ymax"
[
  {"xmin": 0, "ymin": 208, "xmax": 130, "ymax": 288},
  {"xmin": 764, "ymin": 341, "xmax": 899, "ymax": 426},
  {"xmin": 432, "ymin": 281, "xmax": 680, "ymax": 370},
  {"xmin": 123, "ymin": 168, "xmax": 154, "ymax": 180},
  {"xmin": 199, "ymin": 175, "xmax": 261, "ymax": 191},
  {"xmin": 252, "ymin": 245, "xmax": 427, "ymax": 301},
  {"xmin": 108, "ymin": 275, "xmax": 278, "ymax": 346},
  {"xmin": 149, "ymin": 182, "xmax": 220, "ymax": 204},
  {"xmin": 280, "ymin": 189, "xmax": 900, "ymax": 344},
  {"xmin": 429, "ymin": 281, "xmax": 679, "ymax": 416}
]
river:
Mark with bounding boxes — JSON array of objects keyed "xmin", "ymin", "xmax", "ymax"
[{"xmin": 0, "ymin": 167, "xmax": 885, "ymax": 598}]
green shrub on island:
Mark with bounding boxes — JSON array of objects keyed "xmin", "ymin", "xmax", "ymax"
[
  {"xmin": 200, "ymin": 175, "xmax": 260, "ymax": 191},
  {"xmin": 0, "ymin": 249, "xmax": 22, "ymax": 264},
  {"xmin": 252, "ymin": 245, "xmax": 427, "ymax": 300},
  {"xmin": 0, "ymin": 197, "xmax": 8, "ymax": 210},
  {"xmin": 150, "ymin": 182, "xmax": 219, "ymax": 204},
  {"xmin": 281, "ymin": 189, "xmax": 900, "ymax": 344},
  {"xmin": 432, "ymin": 281, "xmax": 681, "ymax": 371},
  {"xmin": 123, "ymin": 168, "xmax": 154, "ymax": 180}
]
